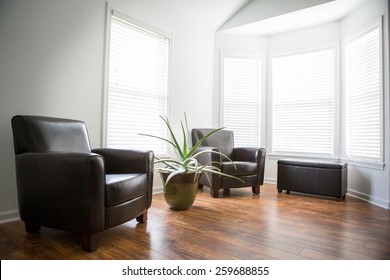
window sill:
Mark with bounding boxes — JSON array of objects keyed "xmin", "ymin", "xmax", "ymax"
[
  {"xmin": 341, "ymin": 159, "xmax": 385, "ymax": 171},
  {"xmin": 268, "ymin": 153, "xmax": 385, "ymax": 171}
]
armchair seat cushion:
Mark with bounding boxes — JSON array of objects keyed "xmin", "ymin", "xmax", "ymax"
[
  {"xmin": 222, "ymin": 161, "xmax": 258, "ymax": 176},
  {"xmin": 105, "ymin": 173, "xmax": 148, "ymax": 207}
]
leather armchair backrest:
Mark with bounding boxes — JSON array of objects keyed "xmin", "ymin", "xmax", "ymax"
[
  {"xmin": 191, "ymin": 128, "xmax": 234, "ymax": 159},
  {"xmin": 11, "ymin": 115, "xmax": 91, "ymax": 155}
]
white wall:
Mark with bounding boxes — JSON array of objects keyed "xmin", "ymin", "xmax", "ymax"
[
  {"xmin": 0, "ymin": 0, "xmax": 216, "ymax": 223},
  {"xmin": 214, "ymin": 0, "xmax": 389, "ymax": 209},
  {"xmin": 0, "ymin": 0, "xmax": 107, "ymax": 223}
]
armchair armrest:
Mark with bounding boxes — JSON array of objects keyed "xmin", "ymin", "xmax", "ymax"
[
  {"xmin": 92, "ymin": 148, "xmax": 154, "ymax": 207},
  {"xmin": 92, "ymin": 148, "xmax": 153, "ymax": 174},
  {"xmin": 15, "ymin": 152, "xmax": 105, "ymax": 233},
  {"xmin": 234, "ymin": 147, "xmax": 266, "ymax": 185}
]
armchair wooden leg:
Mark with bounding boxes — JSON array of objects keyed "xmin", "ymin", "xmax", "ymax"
[
  {"xmin": 198, "ymin": 184, "xmax": 203, "ymax": 189},
  {"xmin": 136, "ymin": 211, "xmax": 148, "ymax": 223},
  {"xmin": 211, "ymin": 188, "xmax": 220, "ymax": 198},
  {"xmin": 25, "ymin": 221, "xmax": 40, "ymax": 233},
  {"xmin": 81, "ymin": 233, "xmax": 99, "ymax": 252},
  {"xmin": 252, "ymin": 185, "xmax": 260, "ymax": 195},
  {"xmin": 223, "ymin": 188, "xmax": 230, "ymax": 195}
]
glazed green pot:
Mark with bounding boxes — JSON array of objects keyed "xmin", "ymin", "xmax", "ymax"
[{"xmin": 161, "ymin": 172, "xmax": 200, "ymax": 210}]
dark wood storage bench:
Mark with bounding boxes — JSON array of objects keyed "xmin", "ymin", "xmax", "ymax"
[{"xmin": 277, "ymin": 160, "xmax": 347, "ymax": 201}]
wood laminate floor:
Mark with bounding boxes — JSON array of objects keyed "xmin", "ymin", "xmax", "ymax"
[{"xmin": 1, "ymin": 184, "xmax": 389, "ymax": 260}]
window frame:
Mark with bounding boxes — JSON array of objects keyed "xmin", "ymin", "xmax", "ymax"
[
  {"xmin": 103, "ymin": 9, "xmax": 171, "ymax": 156},
  {"xmin": 269, "ymin": 45, "xmax": 339, "ymax": 159},
  {"xmin": 342, "ymin": 17, "xmax": 384, "ymax": 169}
]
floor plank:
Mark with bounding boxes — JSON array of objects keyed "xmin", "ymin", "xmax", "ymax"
[{"xmin": 0, "ymin": 184, "xmax": 389, "ymax": 260}]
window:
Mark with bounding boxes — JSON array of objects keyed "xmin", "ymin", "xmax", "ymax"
[
  {"xmin": 106, "ymin": 12, "xmax": 170, "ymax": 154},
  {"xmin": 345, "ymin": 21, "xmax": 382, "ymax": 163},
  {"xmin": 271, "ymin": 48, "xmax": 335, "ymax": 156},
  {"xmin": 222, "ymin": 54, "xmax": 261, "ymax": 147}
]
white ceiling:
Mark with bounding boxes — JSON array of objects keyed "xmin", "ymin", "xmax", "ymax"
[
  {"xmin": 162, "ymin": 0, "xmax": 252, "ymax": 30},
  {"xmin": 162, "ymin": 0, "xmax": 370, "ymax": 35},
  {"xmin": 219, "ymin": 0, "xmax": 370, "ymax": 35}
]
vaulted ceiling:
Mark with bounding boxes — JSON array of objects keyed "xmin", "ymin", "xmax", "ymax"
[{"xmin": 162, "ymin": 0, "xmax": 370, "ymax": 35}]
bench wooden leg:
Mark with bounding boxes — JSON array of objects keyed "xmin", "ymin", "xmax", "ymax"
[
  {"xmin": 337, "ymin": 195, "xmax": 346, "ymax": 202},
  {"xmin": 25, "ymin": 221, "xmax": 40, "ymax": 233}
]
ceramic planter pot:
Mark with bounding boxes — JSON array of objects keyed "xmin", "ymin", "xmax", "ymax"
[{"xmin": 160, "ymin": 172, "xmax": 200, "ymax": 210}]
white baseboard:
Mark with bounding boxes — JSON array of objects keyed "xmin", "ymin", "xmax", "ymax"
[
  {"xmin": 347, "ymin": 189, "xmax": 390, "ymax": 210},
  {"xmin": 0, "ymin": 210, "xmax": 20, "ymax": 224},
  {"xmin": 153, "ymin": 185, "xmax": 163, "ymax": 194},
  {"xmin": 265, "ymin": 176, "xmax": 389, "ymax": 210},
  {"xmin": 264, "ymin": 178, "xmax": 277, "ymax": 185}
]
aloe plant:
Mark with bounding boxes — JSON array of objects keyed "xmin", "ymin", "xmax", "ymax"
[{"xmin": 140, "ymin": 114, "xmax": 240, "ymax": 186}]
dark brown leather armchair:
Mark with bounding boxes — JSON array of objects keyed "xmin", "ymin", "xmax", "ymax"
[
  {"xmin": 11, "ymin": 115, "xmax": 153, "ymax": 252},
  {"xmin": 191, "ymin": 129, "xmax": 266, "ymax": 198}
]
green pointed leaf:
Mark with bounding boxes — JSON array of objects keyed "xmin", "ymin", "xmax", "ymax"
[
  {"xmin": 140, "ymin": 113, "xmax": 243, "ymax": 185},
  {"xmin": 160, "ymin": 115, "xmax": 185, "ymax": 160},
  {"xmin": 187, "ymin": 127, "xmax": 225, "ymax": 157}
]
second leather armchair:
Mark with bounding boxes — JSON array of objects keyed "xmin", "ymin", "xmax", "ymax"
[{"xmin": 191, "ymin": 129, "xmax": 266, "ymax": 198}]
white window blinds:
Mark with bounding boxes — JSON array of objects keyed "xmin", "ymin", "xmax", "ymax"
[
  {"xmin": 106, "ymin": 14, "xmax": 169, "ymax": 154},
  {"xmin": 222, "ymin": 55, "xmax": 261, "ymax": 147},
  {"xmin": 345, "ymin": 22, "xmax": 382, "ymax": 162},
  {"xmin": 272, "ymin": 49, "xmax": 335, "ymax": 155}
]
